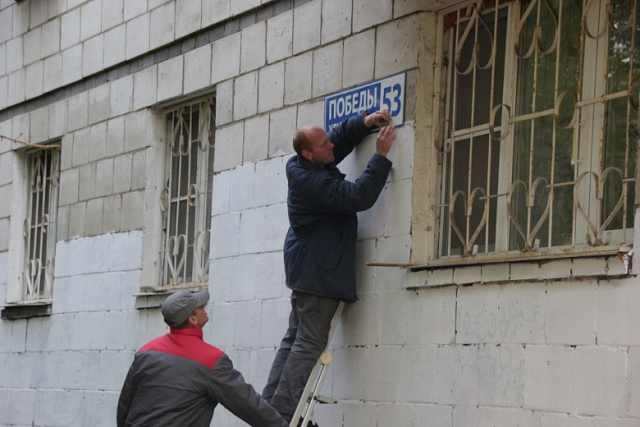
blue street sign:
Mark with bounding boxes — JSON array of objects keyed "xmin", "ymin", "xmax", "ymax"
[{"xmin": 324, "ymin": 72, "xmax": 406, "ymax": 133}]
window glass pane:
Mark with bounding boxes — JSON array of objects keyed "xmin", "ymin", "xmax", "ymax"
[
  {"xmin": 550, "ymin": 0, "xmax": 580, "ymax": 245},
  {"xmin": 607, "ymin": 0, "xmax": 637, "ymax": 95},
  {"xmin": 510, "ymin": 116, "xmax": 554, "ymax": 250},
  {"xmin": 440, "ymin": 6, "xmax": 506, "ymax": 257},
  {"xmin": 186, "ymin": 199, "xmax": 196, "ymax": 283},
  {"xmin": 557, "ymin": 0, "xmax": 582, "ymax": 104},
  {"xmin": 511, "ymin": 0, "xmax": 581, "ymax": 250},
  {"xmin": 552, "ymin": 127, "xmax": 575, "ymax": 246},
  {"xmin": 38, "ymin": 233, "xmax": 48, "ymax": 297},
  {"xmin": 442, "ymin": 135, "xmax": 500, "ymax": 255},
  {"xmin": 450, "ymin": 8, "xmax": 507, "ymax": 130},
  {"xmin": 189, "ymin": 134, "xmax": 199, "ymax": 195},
  {"xmin": 176, "ymin": 199, "xmax": 188, "ymax": 282},
  {"xmin": 450, "ymin": 21, "xmax": 479, "ymax": 129},
  {"xmin": 168, "ymin": 201, "xmax": 177, "ymax": 237},
  {"xmin": 601, "ymin": 4, "xmax": 639, "ymax": 232},
  {"xmin": 603, "ymin": 97, "xmax": 636, "ymax": 229},
  {"xmin": 635, "ymin": 4, "xmax": 640, "ymax": 77},
  {"xmin": 512, "ymin": 119, "xmax": 531, "ymax": 185},
  {"xmin": 23, "ymin": 148, "xmax": 59, "ymax": 301}
]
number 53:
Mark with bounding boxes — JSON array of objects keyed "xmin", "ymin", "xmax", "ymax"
[{"xmin": 382, "ymin": 84, "xmax": 402, "ymax": 116}]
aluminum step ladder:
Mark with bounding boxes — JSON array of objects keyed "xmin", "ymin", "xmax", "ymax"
[{"xmin": 290, "ymin": 301, "xmax": 345, "ymax": 427}]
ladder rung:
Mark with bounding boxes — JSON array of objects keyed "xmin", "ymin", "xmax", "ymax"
[{"xmin": 314, "ymin": 395, "xmax": 336, "ymax": 404}]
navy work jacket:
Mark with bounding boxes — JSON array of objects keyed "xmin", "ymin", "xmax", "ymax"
[{"xmin": 284, "ymin": 113, "xmax": 392, "ymax": 302}]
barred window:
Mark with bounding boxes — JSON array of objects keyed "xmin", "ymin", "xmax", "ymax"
[
  {"xmin": 159, "ymin": 98, "xmax": 215, "ymax": 289},
  {"xmin": 433, "ymin": 0, "xmax": 638, "ymax": 262},
  {"xmin": 22, "ymin": 147, "xmax": 60, "ymax": 302}
]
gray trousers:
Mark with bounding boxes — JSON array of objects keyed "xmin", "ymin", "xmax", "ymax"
[{"xmin": 262, "ymin": 291, "xmax": 340, "ymax": 421}]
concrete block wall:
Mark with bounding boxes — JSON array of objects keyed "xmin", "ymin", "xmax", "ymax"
[
  {"xmin": 307, "ymin": 278, "xmax": 640, "ymax": 426},
  {"xmin": 2, "ymin": 0, "xmax": 639, "ymax": 426},
  {"xmin": 54, "ymin": 108, "xmax": 148, "ymax": 240},
  {"xmin": 1, "ymin": 0, "xmax": 304, "ymax": 109},
  {"xmin": 0, "ymin": 232, "xmax": 144, "ymax": 427},
  {"xmin": 0, "ymin": 57, "xmax": 160, "ymax": 422},
  {"xmin": 0, "ymin": 0, "xmax": 180, "ymax": 417}
]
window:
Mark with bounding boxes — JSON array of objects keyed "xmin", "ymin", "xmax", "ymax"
[
  {"xmin": 22, "ymin": 147, "xmax": 60, "ymax": 302},
  {"xmin": 432, "ymin": 0, "xmax": 638, "ymax": 262},
  {"xmin": 158, "ymin": 98, "xmax": 215, "ymax": 289}
]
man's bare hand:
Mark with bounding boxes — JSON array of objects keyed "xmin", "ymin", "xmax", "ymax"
[
  {"xmin": 364, "ymin": 110, "xmax": 392, "ymax": 128},
  {"xmin": 376, "ymin": 126, "xmax": 396, "ymax": 157}
]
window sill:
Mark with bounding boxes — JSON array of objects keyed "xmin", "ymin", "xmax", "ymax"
[
  {"xmin": 369, "ymin": 245, "xmax": 631, "ymax": 270},
  {"xmin": 1, "ymin": 301, "xmax": 52, "ymax": 319},
  {"xmin": 367, "ymin": 247, "xmax": 634, "ymax": 289},
  {"xmin": 134, "ymin": 285, "xmax": 207, "ymax": 309}
]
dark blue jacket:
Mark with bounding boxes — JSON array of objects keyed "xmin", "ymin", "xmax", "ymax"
[{"xmin": 284, "ymin": 113, "xmax": 392, "ymax": 302}]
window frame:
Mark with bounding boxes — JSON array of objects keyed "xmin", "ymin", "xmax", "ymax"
[
  {"xmin": 410, "ymin": 0, "xmax": 638, "ymax": 268},
  {"xmin": 139, "ymin": 96, "xmax": 216, "ymax": 294},
  {"xmin": 5, "ymin": 144, "xmax": 60, "ymax": 305}
]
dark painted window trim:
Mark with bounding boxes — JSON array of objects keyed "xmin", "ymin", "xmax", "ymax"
[{"xmin": 1, "ymin": 303, "xmax": 52, "ymax": 319}]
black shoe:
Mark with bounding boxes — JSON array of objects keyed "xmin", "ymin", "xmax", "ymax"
[{"xmin": 297, "ymin": 420, "xmax": 318, "ymax": 427}]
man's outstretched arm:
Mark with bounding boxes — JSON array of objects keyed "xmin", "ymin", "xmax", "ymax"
[
  {"xmin": 330, "ymin": 110, "xmax": 394, "ymax": 164},
  {"xmin": 116, "ymin": 365, "xmax": 136, "ymax": 427},
  {"xmin": 208, "ymin": 355, "xmax": 289, "ymax": 427},
  {"xmin": 296, "ymin": 125, "xmax": 396, "ymax": 214}
]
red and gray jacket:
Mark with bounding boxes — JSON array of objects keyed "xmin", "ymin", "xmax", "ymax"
[{"xmin": 117, "ymin": 327, "xmax": 288, "ymax": 427}]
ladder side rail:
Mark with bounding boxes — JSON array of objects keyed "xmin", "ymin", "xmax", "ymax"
[
  {"xmin": 290, "ymin": 360, "xmax": 322, "ymax": 426},
  {"xmin": 301, "ymin": 363, "xmax": 331, "ymax": 426},
  {"xmin": 326, "ymin": 301, "xmax": 345, "ymax": 344}
]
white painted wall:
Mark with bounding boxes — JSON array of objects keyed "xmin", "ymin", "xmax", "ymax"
[{"xmin": 1, "ymin": 0, "xmax": 639, "ymax": 426}]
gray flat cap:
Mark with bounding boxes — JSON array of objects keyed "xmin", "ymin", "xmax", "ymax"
[{"xmin": 161, "ymin": 289, "xmax": 210, "ymax": 328}]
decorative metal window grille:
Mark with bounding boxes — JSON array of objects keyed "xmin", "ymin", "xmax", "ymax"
[
  {"xmin": 23, "ymin": 147, "xmax": 60, "ymax": 302},
  {"xmin": 159, "ymin": 98, "xmax": 215, "ymax": 289},
  {"xmin": 433, "ymin": 0, "xmax": 638, "ymax": 261}
]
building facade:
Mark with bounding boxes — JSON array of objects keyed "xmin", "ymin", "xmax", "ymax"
[{"xmin": 0, "ymin": 0, "xmax": 639, "ymax": 425}]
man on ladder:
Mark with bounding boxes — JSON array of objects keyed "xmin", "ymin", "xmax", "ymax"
[{"xmin": 261, "ymin": 110, "xmax": 396, "ymax": 426}]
